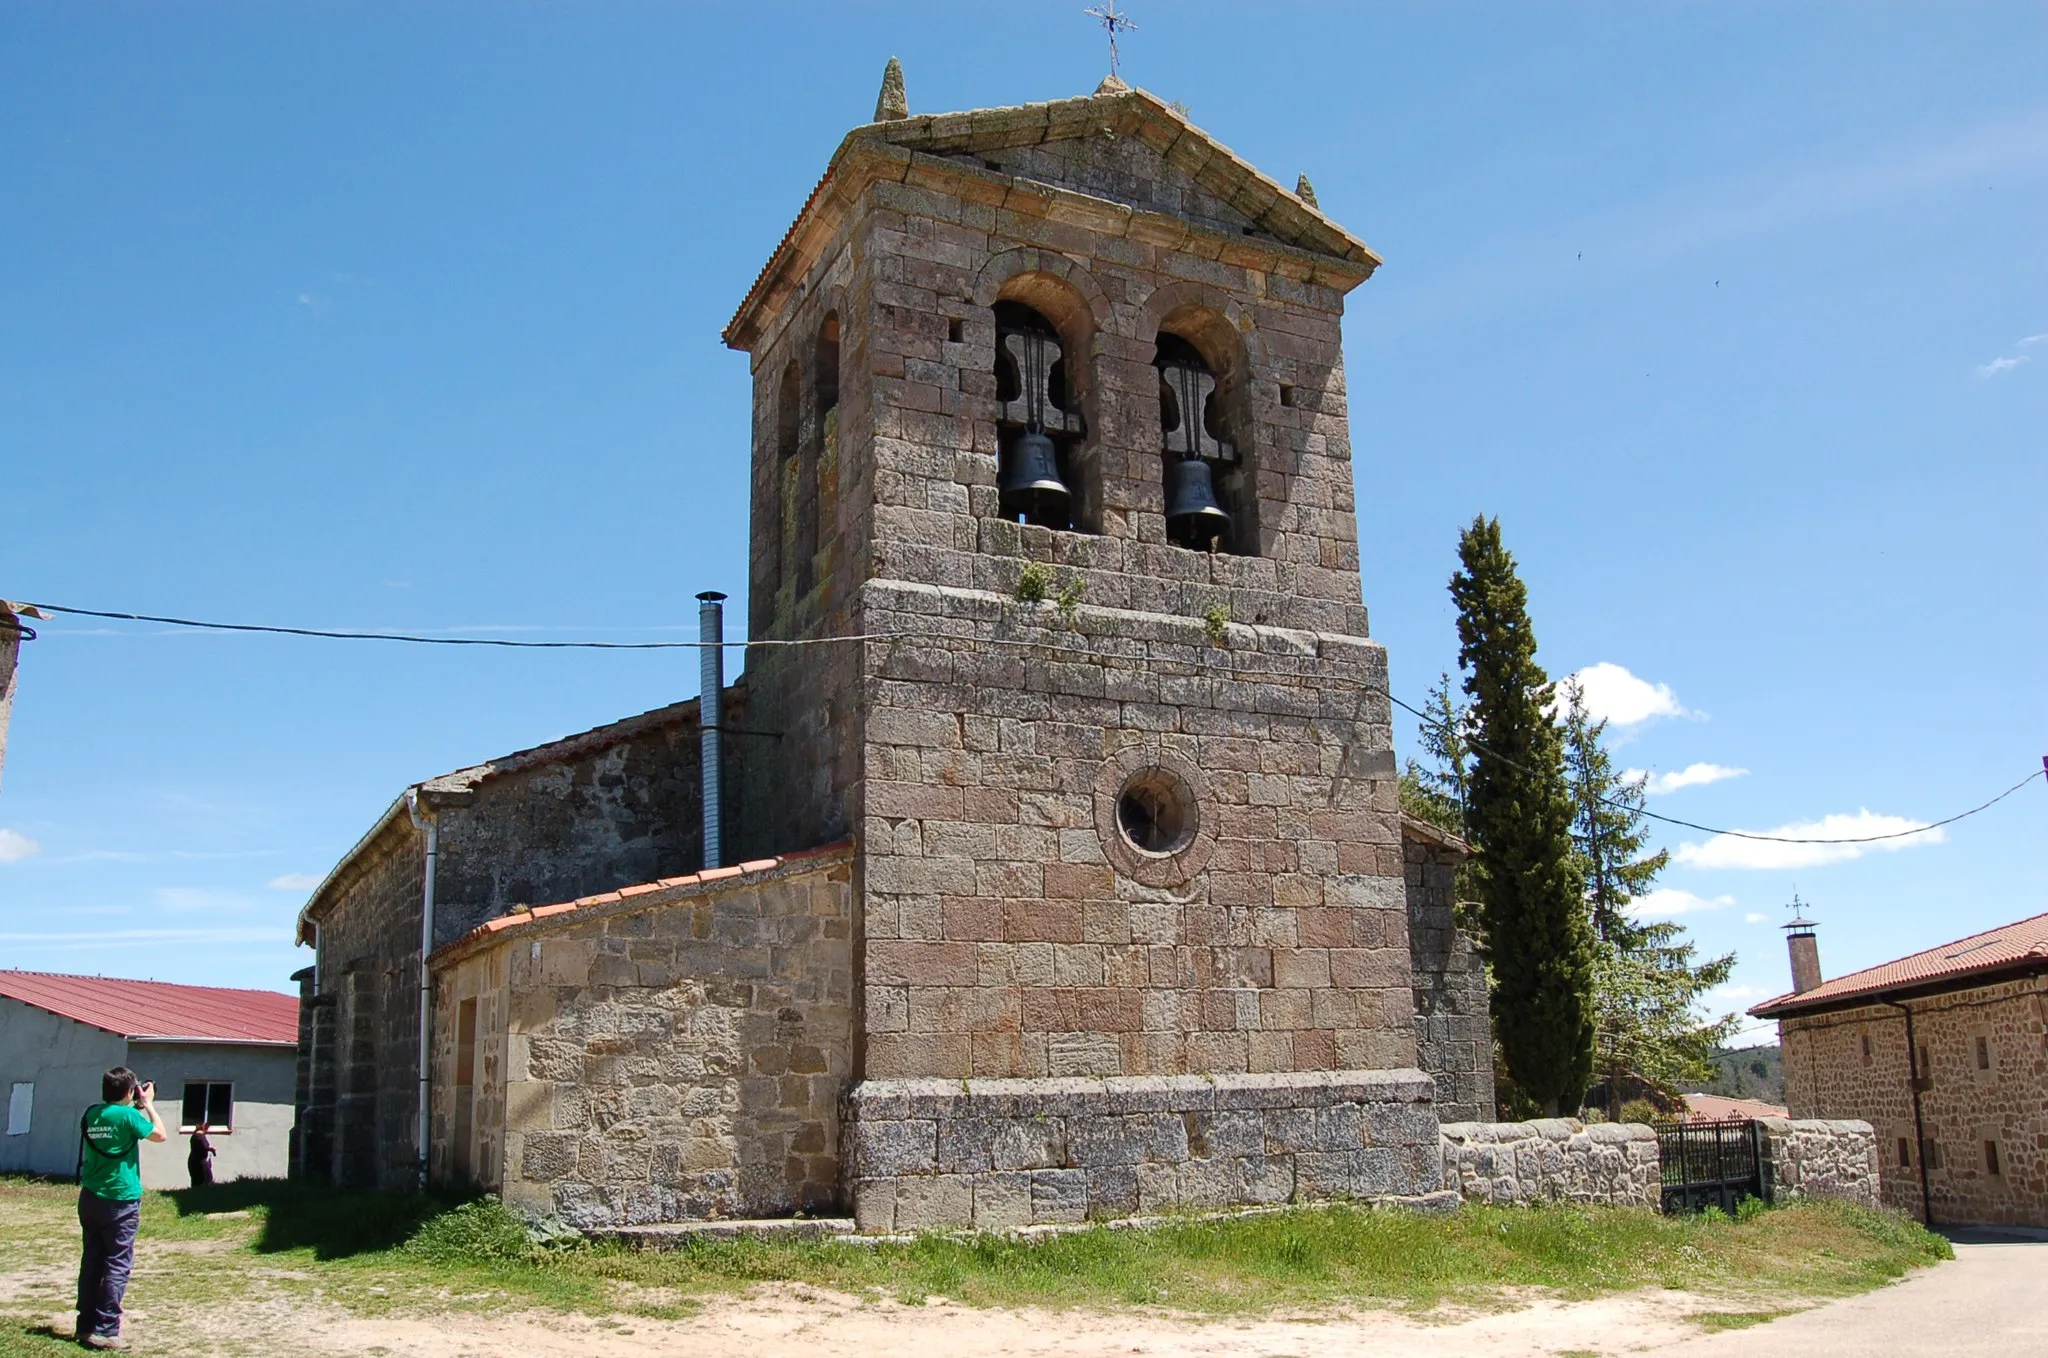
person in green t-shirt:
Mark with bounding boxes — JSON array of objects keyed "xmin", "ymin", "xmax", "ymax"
[{"xmin": 75, "ymin": 1067, "xmax": 165, "ymax": 1350}]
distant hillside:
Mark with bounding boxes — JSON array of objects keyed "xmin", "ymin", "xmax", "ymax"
[{"xmin": 1696, "ymin": 1044, "xmax": 1785, "ymax": 1104}]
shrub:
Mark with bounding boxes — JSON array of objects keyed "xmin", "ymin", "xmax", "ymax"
[
  {"xmin": 1015, "ymin": 562, "xmax": 1055, "ymax": 603},
  {"xmin": 401, "ymin": 1197, "xmax": 532, "ymax": 1264}
]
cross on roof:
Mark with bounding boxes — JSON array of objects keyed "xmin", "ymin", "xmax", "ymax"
[{"xmin": 1084, "ymin": 1, "xmax": 1138, "ymax": 78}]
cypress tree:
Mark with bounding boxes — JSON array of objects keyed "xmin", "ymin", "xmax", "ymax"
[{"xmin": 1449, "ymin": 516, "xmax": 1594, "ymax": 1115}]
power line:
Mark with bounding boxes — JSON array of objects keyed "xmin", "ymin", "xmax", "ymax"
[
  {"xmin": 22, "ymin": 599, "xmax": 2043, "ymax": 847},
  {"xmin": 1384, "ymin": 688, "xmax": 2043, "ymax": 846}
]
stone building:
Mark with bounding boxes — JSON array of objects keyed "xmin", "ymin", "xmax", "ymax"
[
  {"xmin": 294, "ymin": 68, "xmax": 1494, "ymax": 1228},
  {"xmin": 1752, "ymin": 911, "xmax": 2048, "ymax": 1227}
]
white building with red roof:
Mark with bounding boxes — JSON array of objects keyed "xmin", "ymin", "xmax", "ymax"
[{"xmin": 0, "ymin": 970, "xmax": 298, "ymax": 1189}]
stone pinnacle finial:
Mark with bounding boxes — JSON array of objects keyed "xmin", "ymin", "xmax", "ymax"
[
  {"xmin": 874, "ymin": 57, "xmax": 908, "ymax": 122},
  {"xmin": 1095, "ymin": 73, "xmax": 1131, "ymax": 95},
  {"xmin": 1296, "ymin": 174, "xmax": 1319, "ymax": 208}
]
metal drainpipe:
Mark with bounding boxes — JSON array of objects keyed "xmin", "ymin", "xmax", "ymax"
[
  {"xmin": 1885, "ymin": 998, "xmax": 1934, "ymax": 1227},
  {"xmin": 697, "ymin": 592, "xmax": 727, "ymax": 870},
  {"xmin": 405, "ymin": 788, "xmax": 438, "ymax": 1191}
]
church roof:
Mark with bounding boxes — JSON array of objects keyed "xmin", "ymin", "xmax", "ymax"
[
  {"xmin": 294, "ymin": 694, "xmax": 713, "ymax": 942},
  {"xmin": 427, "ymin": 841, "xmax": 854, "ymax": 969},
  {"xmin": 724, "ymin": 83, "xmax": 1380, "ymax": 352}
]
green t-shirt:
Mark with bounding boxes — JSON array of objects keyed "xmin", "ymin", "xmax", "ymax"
[{"xmin": 80, "ymin": 1102, "xmax": 156, "ymax": 1201}]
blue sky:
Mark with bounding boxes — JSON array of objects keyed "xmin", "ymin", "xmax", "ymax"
[{"xmin": 2, "ymin": 4, "xmax": 2043, "ymax": 1044}]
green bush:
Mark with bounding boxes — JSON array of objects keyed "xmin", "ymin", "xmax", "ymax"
[{"xmin": 401, "ymin": 1197, "xmax": 532, "ymax": 1264}]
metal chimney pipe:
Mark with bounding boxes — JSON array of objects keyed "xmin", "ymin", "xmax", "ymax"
[{"xmin": 696, "ymin": 592, "xmax": 727, "ymax": 870}]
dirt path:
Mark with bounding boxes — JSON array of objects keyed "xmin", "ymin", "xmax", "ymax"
[{"xmin": 26, "ymin": 1277, "xmax": 1814, "ymax": 1358}]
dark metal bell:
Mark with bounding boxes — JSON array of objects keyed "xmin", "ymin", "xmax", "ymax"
[
  {"xmin": 999, "ymin": 430, "xmax": 1071, "ymax": 526},
  {"xmin": 1165, "ymin": 457, "xmax": 1230, "ymax": 548}
]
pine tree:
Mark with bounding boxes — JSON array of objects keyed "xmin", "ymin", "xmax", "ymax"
[
  {"xmin": 1558, "ymin": 682, "xmax": 1740, "ymax": 1107},
  {"xmin": 1449, "ymin": 516, "xmax": 1594, "ymax": 1115},
  {"xmin": 1399, "ymin": 673, "xmax": 1470, "ymax": 839}
]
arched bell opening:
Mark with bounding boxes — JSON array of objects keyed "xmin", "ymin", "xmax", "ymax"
[
  {"xmin": 1153, "ymin": 312, "xmax": 1256, "ymax": 556},
  {"xmin": 773, "ymin": 360, "xmax": 802, "ymax": 604},
  {"xmin": 993, "ymin": 299, "xmax": 1088, "ymax": 531}
]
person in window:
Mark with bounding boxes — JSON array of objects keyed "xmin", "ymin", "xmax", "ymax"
[
  {"xmin": 76, "ymin": 1066, "xmax": 166, "ymax": 1349},
  {"xmin": 187, "ymin": 1123, "xmax": 215, "ymax": 1188}
]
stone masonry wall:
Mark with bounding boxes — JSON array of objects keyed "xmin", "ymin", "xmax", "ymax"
[
  {"xmin": 301, "ymin": 699, "xmax": 719, "ymax": 1191},
  {"xmin": 1403, "ymin": 824, "xmax": 1493, "ymax": 1121},
  {"xmin": 429, "ymin": 851, "xmax": 855, "ymax": 1228},
  {"xmin": 1778, "ymin": 976, "xmax": 2047, "ymax": 1226},
  {"xmin": 1438, "ymin": 1120, "xmax": 1661, "ymax": 1208},
  {"xmin": 845, "ymin": 1069, "xmax": 1450, "ymax": 1232},
  {"xmin": 858, "ymin": 579, "xmax": 1413, "ymax": 1083},
  {"xmin": 1759, "ymin": 1118, "xmax": 1881, "ymax": 1209}
]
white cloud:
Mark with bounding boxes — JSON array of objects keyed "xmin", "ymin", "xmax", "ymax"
[
  {"xmin": 1625, "ymin": 762, "xmax": 1750, "ymax": 796},
  {"xmin": 1628, "ymin": 888, "xmax": 1736, "ymax": 920},
  {"xmin": 1705, "ymin": 982, "xmax": 1768, "ymax": 1007},
  {"xmin": 2020, "ymin": 333, "xmax": 2048, "ymax": 346},
  {"xmin": 1673, "ymin": 809, "xmax": 1945, "ymax": 870},
  {"xmin": 267, "ymin": 873, "xmax": 323, "ymax": 891},
  {"xmin": 1744, "ymin": 912, "xmax": 1768, "ymax": 924},
  {"xmin": 0, "ymin": 927, "xmax": 283, "ymax": 950},
  {"xmin": 1564, "ymin": 663, "xmax": 1692, "ymax": 726},
  {"xmin": 1978, "ymin": 354, "xmax": 2028, "ymax": 377},
  {"xmin": 0, "ymin": 829, "xmax": 42, "ymax": 863}
]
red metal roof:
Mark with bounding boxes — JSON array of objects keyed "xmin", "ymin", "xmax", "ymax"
[
  {"xmin": 0, "ymin": 971, "xmax": 298, "ymax": 1045},
  {"xmin": 1750, "ymin": 910, "xmax": 2048, "ymax": 1017}
]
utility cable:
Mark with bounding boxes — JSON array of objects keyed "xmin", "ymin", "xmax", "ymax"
[{"xmin": 22, "ymin": 599, "xmax": 2044, "ymax": 846}]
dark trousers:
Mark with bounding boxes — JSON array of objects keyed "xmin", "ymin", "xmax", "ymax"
[{"xmin": 76, "ymin": 1190, "xmax": 141, "ymax": 1338}]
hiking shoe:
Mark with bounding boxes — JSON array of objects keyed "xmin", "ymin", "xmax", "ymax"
[{"xmin": 82, "ymin": 1333, "xmax": 128, "ymax": 1350}]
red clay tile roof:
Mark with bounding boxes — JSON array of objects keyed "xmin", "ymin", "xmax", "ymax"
[
  {"xmin": 0, "ymin": 971, "xmax": 299, "ymax": 1045},
  {"xmin": 428, "ymin": 842, "xmax": 855, "ymax": 968},
  {"xmin": 1750, "ymin": 910, "xmax": 2048, "ymax": 1018},
  {"xmin": 1682, "ymin": 1093, "xmax": 1789, "ymax": 1122}
]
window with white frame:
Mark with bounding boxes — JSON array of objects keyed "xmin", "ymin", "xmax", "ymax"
[
  {"xmin": 179, "ymin": 1081, "xmax": 233, "ymax": 1133},
  {"xmin": 5, "ymin": 1082, "xmax": 30, "ymax": 1136}
]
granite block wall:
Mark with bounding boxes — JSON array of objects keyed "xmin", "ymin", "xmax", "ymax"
[
  {"xmin": 1759, "ymin": 1118, "xmax": 1882, "ymax": 1209},
  {"xmin": 845, "ymin": 1069, "xmax": 1451, "ymax": 1232},
  {"xmin": 1438, "ymin": 1119, "xmax": 1662, "ymax": 1208},
  {"xmin": 428, "ymin": 852, "xmax": 855, "ymax": 1228}
]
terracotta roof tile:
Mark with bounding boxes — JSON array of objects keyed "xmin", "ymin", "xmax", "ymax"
[
  {"xmin": 0, "ymin": 971, "xmax": 298, "ymax": 1045},
  {"xmin": 1751, "ymin": 910, "xmax": 2048, "ymax": 1017},
  {"xmin": 429, "ymin": 843, "xmax": 856, "ymax": 967}
]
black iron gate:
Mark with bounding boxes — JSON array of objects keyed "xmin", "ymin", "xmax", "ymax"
[{"xmin": 1654, "ymin": 1118, "xmax": 1768, "ymax": 1214}]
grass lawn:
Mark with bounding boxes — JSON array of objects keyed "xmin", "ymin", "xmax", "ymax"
[{"xmin": 0, "ymin": 1174, "xmax": 1951, "ymax": 1353}]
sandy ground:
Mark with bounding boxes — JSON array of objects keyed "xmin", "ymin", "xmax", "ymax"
[
  {"xmin": 17, "ymin": 1268, "xmax": 1788, "ymax": 1358},
  {"xmin": 28, "ymin": 1228, "xmax": 2038, "ymax": 1357}
]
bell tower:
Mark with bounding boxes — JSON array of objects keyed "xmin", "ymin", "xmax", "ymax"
[{"xmin": 725, "ymin": 68, "xmax": 1447, "ymax": 1230}]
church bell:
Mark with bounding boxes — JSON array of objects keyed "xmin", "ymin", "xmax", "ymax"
[
  {"xmin": 999, "ymin": 429, "xmax": 1072, "ymax": 526},
  {"xmin": 1165, "ymin": 457, "xmax": 1230, "ymax": 549}
]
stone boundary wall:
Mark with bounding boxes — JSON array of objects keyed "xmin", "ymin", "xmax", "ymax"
[
  {"xmin": 1439, "ymin": 1119, "xmax": 1661, "ymax": 1208},
  {"xmin": 1761, "ymin": 1118, "xmax": 1881, "ymax": 1209},
  {"xmin": 845, "ymin": 1069, "xmax": 1450, "ymax": 1233}
]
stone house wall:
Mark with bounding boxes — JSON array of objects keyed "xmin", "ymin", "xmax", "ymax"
[
  {"xmin": 1438, "ymin": 1119, "xmax": 1661, "ymax": 1208},
  {"xmin": 1778, "ymin": 976, "xmax": 2047, "ymax": 1226},
  {"xmin": 427, "ymin": 850, "xmax": 854, "ymax": 1227}
]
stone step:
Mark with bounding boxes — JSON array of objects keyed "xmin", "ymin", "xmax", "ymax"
[{"xmin": 589, "ymin": 1217, "xmax": 857, "ymax": 1248}]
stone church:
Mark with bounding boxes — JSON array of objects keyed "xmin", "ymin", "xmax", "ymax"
[{"xmin": 292, "ymin": 68, "xmax": 1493, "ymax": 1230}]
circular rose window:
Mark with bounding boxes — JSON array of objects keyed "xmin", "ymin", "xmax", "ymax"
[
  {"xmin": 1116, "ymin": 767, "xmax": 1195, "ymax": 856},
  {"xmin": 1095, "ymin": 749, "xmax": 1214, "ymax": 887}
]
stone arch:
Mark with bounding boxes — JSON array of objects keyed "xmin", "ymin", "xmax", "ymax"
[
  {"xmin": 974, "ymin": 251, "xmax": 1110, "ymax": 532},
  {"xmin": 1137, "ymin": 283, "xmax": 1263, "ymax": 555}
]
